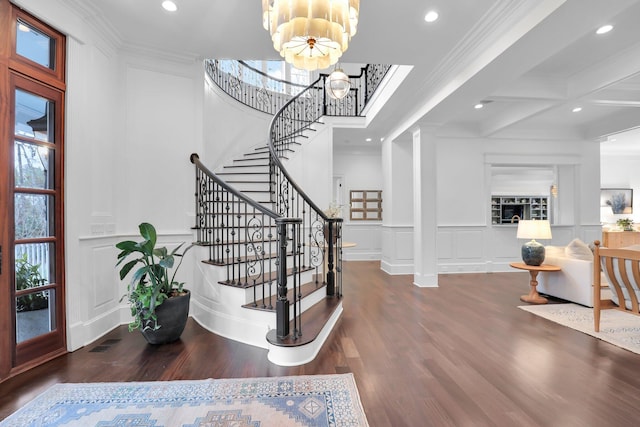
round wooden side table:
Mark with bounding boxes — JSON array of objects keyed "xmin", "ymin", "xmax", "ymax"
[{"xmin": 509, "ymin": 262, "xmax": 561, "ymax": 304}]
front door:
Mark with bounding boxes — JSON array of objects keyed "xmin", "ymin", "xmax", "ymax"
[{"xmin": 1, "ymin": 0, "xmax": 66, "ymax": 380}]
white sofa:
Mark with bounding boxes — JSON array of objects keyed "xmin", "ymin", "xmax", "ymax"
[{"xmin": 537, "ymin": 240, "xmax": 609, "ymax": 307}]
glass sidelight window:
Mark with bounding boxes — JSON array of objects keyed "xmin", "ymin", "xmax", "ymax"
[{"xmin": 12, "ymin": 84, "xmax": 59, "ymax": 348}]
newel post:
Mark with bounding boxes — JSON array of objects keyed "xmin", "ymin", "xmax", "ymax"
[
  {"xmin": 326, "ymin": 218, "xmax": 342, "ymax": 296},
  {"xmin": 275, "ymin": 217, "xmax": 302, "ymax": 338}
]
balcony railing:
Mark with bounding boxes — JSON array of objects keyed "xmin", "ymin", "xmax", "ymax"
[{"xmin": 205, "ymin": 59, "xmax": 391, "ymax": 118}]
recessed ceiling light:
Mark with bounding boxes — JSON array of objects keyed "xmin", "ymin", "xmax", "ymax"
[
  {"xmin": 572, "ymin": 107, "xmax": 582, "ymax": 113},
  {"xmin": 365, "ymin": 138, "xmax": 372, "ymax": 142},
  {"xmin": 162, "ymin": 1, "xmax": 177, "ymax": 12},
  {"xmin": 474, "ymin": 103, "xmax": 484, "ymax": 109},
  {"xmin": 596, "ymin": 24, "xmax": 613, "ymax": 35},
  {"xmin": 424, "ymin": 11, "xmax": 439, "ymax": 23}
]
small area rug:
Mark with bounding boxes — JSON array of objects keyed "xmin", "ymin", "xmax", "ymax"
[
  {"xmin": 519, "ymin": 303, "xmax": 640, "ymax": 354},
  {"xmin": 0, "ymin": 374, "xmax": 369, "ymax": 427}
]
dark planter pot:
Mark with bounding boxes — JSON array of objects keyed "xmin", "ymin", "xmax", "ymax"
[{"xmin": 140, "ymin": 290, "xmax": 190, "ymax": 345}]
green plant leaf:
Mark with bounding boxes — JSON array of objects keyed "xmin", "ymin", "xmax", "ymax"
[
  {"xmin": 154, "ymin": 247, "xmax": 168, "ymax": 259},
  {"xmin": 118, "ymin": 259, "xmax": 139, "ymax": 280},
  {"xmin": 115, "ymin": 240, "xmax": 138, "ymax": 252},
  {"xmin": 159, "ymin": 255, "xmax": 175, "ymax": 269},
  {"xmin": 139, "ymin": 223, "xmax": 157, "ymax": 248},
  {"xmin": 131, "ymin": 265, "xmax": 151, "ymax": 285},
  {"xmin": 170, "ymin": 242, "xmax": 186, "ymax": 256}
]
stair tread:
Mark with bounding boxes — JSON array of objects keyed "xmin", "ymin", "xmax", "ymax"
[
  {"xmin": 195, "ymin": 237, "xmax": 278, "ymax": 247},
  {"xmin": 202, "ymin": 251, "xmax": 297, "ymax": 266},
  {"xmin": 266, "ymin": 296, "xmax": 341, "ymax": 347},
  {"xmin": 242, "ymin": 279, "xmax": 326, "ymax": 311},
  {"xmin": 216, "ymin": 172, "xmax": 270, "ymax": 176},
  {"xmin": 225, "ymin": 180, "xmax": 274, "ymax": 184},
  {"xmin": 218, "ymin": 266, "xmax": 314, "ymax": 289},
  {"xmin": 223, "ymin": 164, "xmax": 269, "ymax": 169},
  {"xmin": 234, "ymin": 157, "xmax": 270, "ymax": 162},
  {"xmin": 192, "ymin": 200, "xmax": 273, "ymax": 207},
  {"xmin": 254, "ymin": 146, "xmax": 294, "ymax": 153}
]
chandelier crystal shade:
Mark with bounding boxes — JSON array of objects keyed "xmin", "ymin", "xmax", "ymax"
[
  {"xmin": 325, "ymin": 68, "xmax": 351, "ymax": 99},
  {"xmin": 262, "ymin": 0, "xmax": 359, "ymax": 70}
]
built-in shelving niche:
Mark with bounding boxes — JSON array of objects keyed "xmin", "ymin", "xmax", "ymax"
[{"xmin": 491, "ymin": 196, "xmax": 548, "ymax": 225}]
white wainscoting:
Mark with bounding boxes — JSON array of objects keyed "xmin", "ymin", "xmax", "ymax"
[
  {"xmin": 438, "ymin": 227, "xmax": 488, "ymax": 273},
  {"xmin": 380, "ymin": 225, "xmax": 414, "ymax": 275},
  {"xmin": 341, "ymin": 222, "xmax": 382, "ymax": 261},
  {"xmin": 437, "ymin": 224, "xmax": 604, "ymax": 273},
  {"xmin": 69, "ymin": 232, "xmax": 195, "ymax": 351}
]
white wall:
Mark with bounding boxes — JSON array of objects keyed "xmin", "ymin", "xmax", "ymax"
[
  {"xmin": 286, "ymin": 124, "xmax": 333, "ymax": 209},
  {"xmin": 203, "ymin": 78, "xmax": 272, "ymax": 171},
  {"xmin": 117, "ymin": 54, "xmax": 202, "ymax": 232},
  {"xmin": 333, "ymin": 145, "xmax": 383, "ymax": 260}
]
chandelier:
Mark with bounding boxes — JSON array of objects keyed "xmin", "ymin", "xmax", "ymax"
[{"xmin": 262, "ymin": 0, "xmax": 359, "ymax": 71}]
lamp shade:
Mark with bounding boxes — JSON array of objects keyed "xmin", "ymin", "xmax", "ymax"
[
  {"xmin": 517, "ymin": 220, "xmax": 551, "ymax": 266},
  {"xmin": 516, "ymin": 220, "xmax": 552, "ymax": 240}
]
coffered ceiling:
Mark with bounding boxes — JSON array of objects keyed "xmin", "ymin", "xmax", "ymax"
[{"xmin": 25, "ymin": 0, "xmax": 640, "ymax": 150}]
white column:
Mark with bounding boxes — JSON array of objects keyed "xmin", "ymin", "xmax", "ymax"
[
  {"xmin": 412, "ymin": 127, "xmax": 438, "ymax": 287},
  {"xmin": 381, "ymin": 136, "xmax": 414, "ymax": 275}
]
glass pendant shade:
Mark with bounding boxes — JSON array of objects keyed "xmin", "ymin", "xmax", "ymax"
[
  {"xmin": 326, "ymin": 69, "xmax": 351, "ymax": 99},
  {"xmin": 262, "ymin": 0, "xmax": 359, "ymax": 71}
]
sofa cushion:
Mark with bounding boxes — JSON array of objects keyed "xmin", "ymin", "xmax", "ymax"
[
  {"xmin": 565, "ymin": 238, "xmax": 593, "ymax": 261},
  {"xmin": 544, "ymin": 245, "xmax": 564, "ymax": 257}
]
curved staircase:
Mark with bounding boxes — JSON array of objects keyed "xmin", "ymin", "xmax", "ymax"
[{"xmin": 190, "ymin": 60, "xmax": 390, "ymax": 365}]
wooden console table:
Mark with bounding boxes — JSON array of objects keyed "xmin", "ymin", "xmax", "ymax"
[
  {"xmin": 509, "ymin": 262, "xmax": 561, "ymax": 304},
  {"xmin": 602, "ymin": 231, "xmax": 640, "ymax": 249}
]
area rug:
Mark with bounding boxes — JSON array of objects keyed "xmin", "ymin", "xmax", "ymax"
[
  {"xmin": 0, "ymin": 374, "xmax": 369, "ymax": 427},
  {"xmin": 519, "ymin": 303, "xmax": 640, "ymax": 354}
]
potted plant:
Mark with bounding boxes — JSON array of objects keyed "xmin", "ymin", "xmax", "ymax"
[
  {"xmin": 617, "ymin": 218, "xmax": 635, "ymax": 231},
  {"xmin": 116, "ymin": 222, "xmax": 193, "ymax": 344}
]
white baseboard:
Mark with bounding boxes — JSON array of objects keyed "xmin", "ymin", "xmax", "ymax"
[
  {"xmin": 380, "ymin": 260, "xmax": 413, "ymax": 275},
  {"xmin": 67, "ymin": 306, "xmax": 122, "ymax": 351}
]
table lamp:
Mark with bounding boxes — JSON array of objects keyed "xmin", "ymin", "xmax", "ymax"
[{"xmin": 516, "ymin": 220, "xmax": 552, "ymax": 266}]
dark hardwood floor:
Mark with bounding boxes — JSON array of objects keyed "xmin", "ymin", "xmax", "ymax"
[{"xmin": 2, "ymin": 261, "xmax": 640, "ymax": 426}]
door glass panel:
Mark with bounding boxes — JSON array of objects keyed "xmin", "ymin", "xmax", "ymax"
[
  {"xmin": 15, "ymin": 19, "xmax": 55, "ymax": 70},
  {"xmin": 15, "ymin": 243, "xmax": 52, "ymax": 290},
  {"xmin": 15, "ymin": 194, "xmax": 54, "ymax": 239},
  {"xmin": 14, "ymin": 141, "xmax": 52, "ymax": 189},
  {"xmin": 16, "ymin": 289, "xmax": 55, "ymax": 343},
  {"xmin": 14, "ymin": 89, "xmax": 54, "ymax": 142}
]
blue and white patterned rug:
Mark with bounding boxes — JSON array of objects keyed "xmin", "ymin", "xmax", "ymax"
[
  {"xmin": 519, "ymin": 303, "xmax": 640, "ymax": 354},
  {"xmin": 0, "ymin": 374, "xmax": 369, "ymax": 427}
]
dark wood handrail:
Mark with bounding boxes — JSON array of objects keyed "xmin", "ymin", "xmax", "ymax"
[
  {"xmin": 266, "ymin": 76, "xmax": 330, "ymax": 222},
  {"xmin": 190, "ymin": 153, "xmax": 278, "ymax": 220}
]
